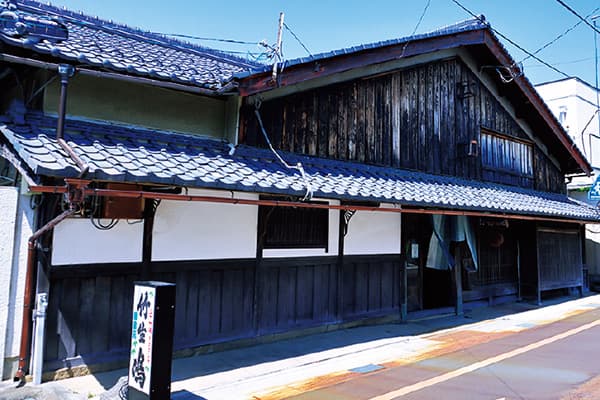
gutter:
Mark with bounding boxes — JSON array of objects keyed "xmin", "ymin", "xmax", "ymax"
[
  {"xmin": 0, "ymin": 53, "xmax": 233, "ymax": 97},
  {"xmin": 29, "ymin": 180, "xmax": 595, "ymax": 225}
]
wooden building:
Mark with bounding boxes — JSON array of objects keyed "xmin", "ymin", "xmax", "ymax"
[{"xmin": 0, "ymin": 2, "xmax": 598, "ymax": 381}]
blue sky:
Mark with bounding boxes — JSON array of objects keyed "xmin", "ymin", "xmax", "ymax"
[{"xmin": 44, "ymin": 0, "xmax": 600, "ymax": 86}]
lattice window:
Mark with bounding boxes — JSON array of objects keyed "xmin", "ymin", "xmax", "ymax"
[{"xmin": 481, "ymin": 129, "xmax": 533, "ymax": 177}]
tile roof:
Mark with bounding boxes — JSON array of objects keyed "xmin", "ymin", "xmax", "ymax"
[
  {"xmin": 0, "ymin": 0, "xmax": 260, "ymax": 89},
  {"xmin": 1, "ymin": 111, "xmax": 599, "ymax": 222},
  {"xmin": 233, "ymin": 16, "xmax": 488, "ymax": 79}
]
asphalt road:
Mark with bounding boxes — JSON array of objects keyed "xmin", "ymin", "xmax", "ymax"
[{"xmin": 284, "ymin": 308, "xmax": 600, "ymax": 400}]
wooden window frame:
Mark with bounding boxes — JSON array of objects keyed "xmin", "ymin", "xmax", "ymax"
[
  {"xmin": 480, "ymin": 128, "xmax": 534, "ymax": 178},
  {"xmin": 258, "ymin": 197, "xmax": 329, "ymax": 251}
]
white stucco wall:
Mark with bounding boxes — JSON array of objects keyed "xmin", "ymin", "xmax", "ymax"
[
  {"xmin": 1, "ymin": 187, "xmax": 34, "ymax": 379},
  {"xmin": 52, "ymin": 218, "xmax": 143, "ymax": 265},
  {"xmin": 536, "ymin": 78, "xmax": 600, "ymax": 168},
  {"xmin": 152, "ymin": 189, "xmax": 258, "ymax": 261},
  {"xmin": 262, "ymin": 199, "xmax": 340, "ymax": 258},
  {"xmin": 344, "ymin": 205, "xmax": 402, "ymax": 255}
]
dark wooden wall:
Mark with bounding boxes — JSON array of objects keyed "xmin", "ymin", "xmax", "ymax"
[
  {"xmin": 44, "ymin": 255, "xmax": 403, "ymax": 371},
  {"xmin": 240, "ymin": 57, "xmax": 565, "ymax": 193},
  {"xmin": 537, "ymin": 227, "xmax": 583, "ymax": 291}
]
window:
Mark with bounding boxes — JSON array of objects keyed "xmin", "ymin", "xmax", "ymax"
[
  {"xmin": 258, "ymin": 199, "xmax": 329, "ymax": 250},
  {"xmin": 558, "ymin": 106, "xmax": 568, "ymax": 129},
  {"xmin": 0, "ymin": 156, "xmax": 19, "ymax": 187},
  {"xmin": 481, "ymin": 129, "xmax": 533, "ymax": 177}
]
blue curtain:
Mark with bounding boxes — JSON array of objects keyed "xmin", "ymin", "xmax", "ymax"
[{"xmin": 425, "ymin": 215, "xmax": 478, "ymax": 271}]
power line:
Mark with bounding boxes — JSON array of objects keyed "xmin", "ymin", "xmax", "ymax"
[
  {"xmin": 554, "ymin": 0, "xmax": 600, "ymax": 35},
  {"xmin": 450, "ymin": 0, "xmax": 570, "ymax": 79},
  {"xmin": 158, "ymin": 33, "xmax": 260, "ymax": 45},
  {"xmin": 283, "ymin": 22, "xmax": 312, "ymax": 57},
  {"xmin": 520, "ymin": 6, "xmax": 600, "ymax": 64},
  {"xmin": 401, "ymin": 0, "xmax": 432, "ymax": 58}
]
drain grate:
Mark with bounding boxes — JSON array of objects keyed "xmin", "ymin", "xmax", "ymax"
[{"xmin": 349, "ymin": 364, "xmax": 384, "ymax": 374}]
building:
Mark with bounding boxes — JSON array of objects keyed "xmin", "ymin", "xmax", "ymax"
[
  {"xmin": 536, "ymin": 77, "xmax": 600, "ymax": 284},
  {"xmin": 0, "ymin": 1, "xmax": 598, "ymax": 382}
]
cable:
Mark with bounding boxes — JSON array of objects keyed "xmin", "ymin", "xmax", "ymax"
[
  {"xmin": 520, "ymin": 6, "xmax": 600, "ymax": 64},
  {"xmin": 283, "ymin": 22, "xmax": 312, "ymax": 57},
  {"xmin": 450, "ymin": 0, "xmax": 570, "ymax": 79},
  {"xmin": 555, "ymin": 0, "xmax": 600, "ymax": 35},
  {"xmin": 254, "ymin": 104, "xmax": 313, "ymax": 201},
  {"xmin": 400, "ymin": 0, "xmax": 432, "ymax": 58},
  {"xmin": 158, "ymin": 33, "xmax": 259, "ymax": 45}
]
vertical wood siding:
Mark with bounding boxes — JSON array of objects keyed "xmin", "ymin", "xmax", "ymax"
[
  {"xmin": 537, "ymin": 228, "xmax": 582, "ymax": 290},
  {"xmin": 241, "ymin": 58, "xmax": 565, "ymax": 193},
  {"xmin": 44, "ymin": 255, "xmax": 403, "ymax": 371}
]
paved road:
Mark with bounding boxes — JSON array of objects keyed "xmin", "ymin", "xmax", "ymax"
[{"xmin": 282, "ymin": 308, "xmax": 600, "ymax": 400}]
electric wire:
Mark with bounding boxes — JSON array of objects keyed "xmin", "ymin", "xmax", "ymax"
[
  {"xmin": 400, "ymin": 0, "xmax": 432, "ymax": 58},
  {"xmin": 450, "ymin": 0, "xmax": 570, "ymax": 79},
  {"xmin": 254, "ymin": 104, "xmax": 313, "ymax": 201},
  {"xmin": 554, "ymin": 0, "xmax": 600, "ymax": 35},
  {"xmin": 520, "ymin": 6, "xmax": 600, "ymax": 64},
  {"xmin": 283, "ymin": 22, "xmax": 313, "ymax": 57},
  {"xmin": 159, "ymin": 33, "xmax": 259, "ymax": 45}
]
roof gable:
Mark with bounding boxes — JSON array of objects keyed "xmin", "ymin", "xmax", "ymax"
[
  {"xmin": 234, "ymin": 17, "xmax": 590, "ymax": 176},
  {"xmin": 0, "ymin": 0, "xmax": 261, "ymax": 90}
]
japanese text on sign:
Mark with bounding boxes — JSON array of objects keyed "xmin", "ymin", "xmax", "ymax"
[{"xmin": 129, "ymin": 285, "xmax": 156, "ymax": 395}]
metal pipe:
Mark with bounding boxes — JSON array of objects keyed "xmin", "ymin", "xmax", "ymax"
[
  {"xmin": 54, "ymin": 65, "xmax": 89, "ymax": 177},
  {"xmin": 31, "ymin": 293, "xmax": 48, "ymax": 385},
  {"xmin": 28, "ymin": 183, "xmax": 593, "ymax": 225},
  {"xmin": 14, "ymin": 208, "xmax": 76, "ymax": 381},
  {"xmin": 0, "ymin": 53, "xmax": 231, "ymax": 97},
  {"xmin": 55, "ymin": 65, "xmax": 73, "ymax": 140}
]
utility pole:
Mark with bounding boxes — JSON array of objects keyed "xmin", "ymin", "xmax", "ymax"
[
  {"xmin": 272, "ymin": 12, "xmax": 284, "ymax": 82},
  {"xmin": 593, "ymin": 15, "xmax": 600, "ymax": 167}
]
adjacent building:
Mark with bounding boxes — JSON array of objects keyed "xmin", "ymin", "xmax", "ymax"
[{"xmin": 0, "ymin": 1, "xmax": 599, "ymax": 382}]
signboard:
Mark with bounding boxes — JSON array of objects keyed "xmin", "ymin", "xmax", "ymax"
[
  {"xmin": 589, "ymin": 175, "xmax": 600, "ymax": 201},
  {"xmin": 129, "ymin": 285, "xmax": 155, "ymax": 395},
  {"xmin": 128, "ymin": 282, "xmax": 176, "ymax": 400}
]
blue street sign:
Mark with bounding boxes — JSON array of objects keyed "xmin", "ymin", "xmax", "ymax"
[{"xmin": 589, "ymin": 175, "xmax": 600, "ymax": 200}]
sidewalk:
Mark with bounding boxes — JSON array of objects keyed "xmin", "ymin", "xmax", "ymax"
[{"xmin": 2, "ymin": 294, "xmax": 600, "ymax": 400}]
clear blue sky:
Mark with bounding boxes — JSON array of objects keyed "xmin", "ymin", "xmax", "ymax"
[{"xmin": 44, "ymin": 0, "xmax": 600, "ymax": 86}]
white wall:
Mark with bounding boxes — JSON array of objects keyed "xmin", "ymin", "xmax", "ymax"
[
  {"xmin": 152, "ymin": 189, "xmax": 258, "ymax": 261},
  {"xmin": 1, "ymin": 187, "xmax": 34, "ymax": 379},
  {"xmin": 52, "ymin": 218, "xmax": 143, "ymax": 265},
  {"xmin": 262, "ymin": 199, "xmax": 340, "ymax": 258},
  {"xmin": 537, "ymin": 78, "xmax": 600, "ymax": 168},
  {"xmin": 344, "ymin": 205, "xmax": 401, "ymax": 255}
]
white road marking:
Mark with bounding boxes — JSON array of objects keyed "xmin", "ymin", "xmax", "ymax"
[{"xmin": 369, "ymin": 319, "xmax": 600, "ymax": 400}]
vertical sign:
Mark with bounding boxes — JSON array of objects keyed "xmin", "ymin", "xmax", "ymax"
[{"xmin": 128, "ymin": 282, "xmax": 176, "ymax": 400}]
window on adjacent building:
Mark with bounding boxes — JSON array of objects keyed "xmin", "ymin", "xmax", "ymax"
[
  {"xmin": 258, "ymin": 198, "xmax": 329, "ymax": 250},
  {"xmin": 558, "ymin": 106, "xmax": 568, "ymax": 127},
  {"xmin": 0, "ymin": 156, "xmax": 19, "ymax": 187},
  {"xmin": 480, "ymin": 129, "xmax": 533, "ymax": 177}
]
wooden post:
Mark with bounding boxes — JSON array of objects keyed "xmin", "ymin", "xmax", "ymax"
[
  {"xmin": 337, "ymin": 210, "xmax": 345, "ymax": 321},
  {"xmin": 401, "ymin": 256, "xmax": 408, "ymax": 321},
  {"xmin": 454, "ymin": 247, "xmax": 463, "ymax": 316}
]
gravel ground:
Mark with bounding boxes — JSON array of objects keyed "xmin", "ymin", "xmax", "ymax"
[
  {"xmin": 562, "ymin": 374, "xmax": 600, "ymax": 400},
  {"xmin": 0, "ymin": 381, "xmax": 87, "ymax": 400}
]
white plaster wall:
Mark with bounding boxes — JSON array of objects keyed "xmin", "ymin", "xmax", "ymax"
[
  {"xmin": 52, "ymin": 218, "xmax": 143, "ymax": 265},
  {"xmin": 262, "ymin": 199, "xmax": 340, "ymax": 258},
  {"xmin": 152, "ymin": 189, "xmax": 258, "ymax": 261},
  {"xmin": 0, "ymin": 188, "xmax": 18, "ymax": 380},
  {"xmin": 344, "ymin": 205, "xmax": 401, "ymax": 255},
  {"xmin": 1, "ymin": 188, "xmax": 34, "ymax": 379},
  {"xmin": 536, "ymin": 78, "xmax": 600, "ymax": 168}
]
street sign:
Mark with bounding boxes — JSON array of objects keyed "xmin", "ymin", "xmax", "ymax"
[
  {"xmin": 589, "ymin": 175, "xmax": 600, "ymax": 201},
  {"xmin": 128, "ymin": 282, "xmax": 176, "ymax": 400}
]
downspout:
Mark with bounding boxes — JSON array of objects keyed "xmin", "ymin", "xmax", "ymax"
[
  {"xmin": 55, "ymin": 64, "xmax": 89, "ymax": 178},
  {"xmin": 14, "ymin": 207, "xmax": 77, "ymax": 381},
  {"xmin": 13, "ymin": 62, "xmax": 88, "ymax": 380}
]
